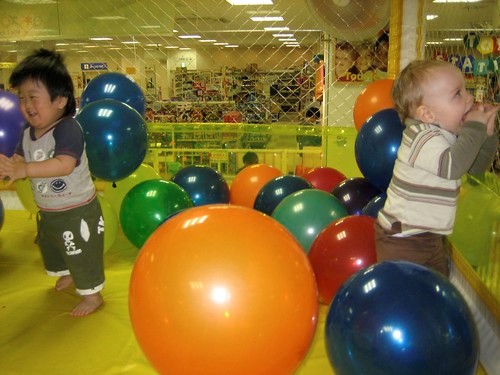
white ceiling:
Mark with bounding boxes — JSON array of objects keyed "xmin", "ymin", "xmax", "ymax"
[{"xmin": 0, "ymin": 0, "xmax": 498, "ymax": 57}]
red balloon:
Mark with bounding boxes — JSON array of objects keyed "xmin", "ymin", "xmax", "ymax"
[
  {"xmin": 308, "ymin": 215, "xmax": 377, "ymax": 305},
  {"xmin": 353, "ymin": 79, "xmax": 394, "ymax": 132},
  {"xmin": 230, "ymin": 164, "xmax": 282, "ymax": 208},
  {"xmin": 302, "ymin": 167, "xmax": 347, "ymax": 193}
]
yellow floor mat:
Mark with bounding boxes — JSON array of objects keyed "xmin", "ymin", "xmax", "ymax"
[{"xmin": 0, "ymin": 210, "xmax": 333, "ymax": 375}]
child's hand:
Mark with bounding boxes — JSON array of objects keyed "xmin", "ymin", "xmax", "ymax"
[
  {"xmin": 0, "ymin": 154, "xmax": 27, "ymax": 183},
  {"xmin": 482, "ymin": 103, "xmax": 499, "ymax": 136},
  {"xmin": 465, "ymin": 104, "xmax": 499, "ymax": 136}
]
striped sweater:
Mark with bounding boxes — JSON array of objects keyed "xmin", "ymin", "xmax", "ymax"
[{"xmin": 378, "ymin": 118, "xmax": 498, "ymax": 236}]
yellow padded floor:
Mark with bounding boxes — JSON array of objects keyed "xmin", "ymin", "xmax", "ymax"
[{"xmin": 0, "ymin": 210, "xmax": 333, "ymax": 375}]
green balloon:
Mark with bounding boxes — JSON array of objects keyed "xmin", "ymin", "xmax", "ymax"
[
  {"xmin": 272, "ymin": 189, "xmax": 348, "ymax": 253},
  {"xmin": 449, "ymin": 175, "xmax": 499, "ymax": 267},
  {"xmin": 120, "ymin": 179, "xmax": 193, "ymax": 248}
]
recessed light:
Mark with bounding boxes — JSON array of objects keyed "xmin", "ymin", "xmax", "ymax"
[{"xmin": 251, "ymin": 16, "xmax": 284, "ymax": 22}]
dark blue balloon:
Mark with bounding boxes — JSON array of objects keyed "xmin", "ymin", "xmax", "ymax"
[
  {"xmin": 76, "ymin": 99, "xmax": 148, "ymax": 182},
  {"xmin": 331, "ymin": 177, "xmax": 381, "ymax": 215},
  {"xmin": 0, "ymin": 90, "xmax": 25, "ymax": 157},
  {"xmin": 355, "ymin": 108, "xmax": 403, "ymax": 191},
  {"xmin": 254, "ymin": 175, "xmax": 313, "ymax": 215},
  {"xmin": 80, "ymin": 72, "xmax": 146, "ymax": 116},
  {"xmin": 325, "ymin": 261, "xmax": 479, "ymax": 375},
  {"xmin": 171, "ymin": 165, "xmax": 229, "ymax": 206},
  {"xmin": 362, "ymin": 192, "xmax": 387, "ymax": 218}
]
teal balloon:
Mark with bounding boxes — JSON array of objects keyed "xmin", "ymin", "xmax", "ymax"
[
  {"xmin": 76, "ymin": 99, "xmax": 148, "ymax": 182},
  {"xmin": 120, "ymin": 179, "xmax": 193, "ymax": 248},
  {"xmin": 449, "ymin": 175, "xmax": 499, "ymax": 267},
  {"xmin": 272, "ymin": 189, "xmax": 348, "ymax": 253}
]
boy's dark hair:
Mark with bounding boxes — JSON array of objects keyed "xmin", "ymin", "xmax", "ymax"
[
  {"xmin": 9, "ymin": 48, "xmax": 76, "ymax": 117},
  {"xmin": 243, "ymin": 151, "xmax": 259, "ymax": 165},
  {"xmin": 306, "ymin": 107, "xmax": 320, "ymax": 119}
]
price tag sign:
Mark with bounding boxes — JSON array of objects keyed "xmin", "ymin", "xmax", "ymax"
[{"xmin": 210, "ymin": 151, "xmax": 228, "ymax": 162}]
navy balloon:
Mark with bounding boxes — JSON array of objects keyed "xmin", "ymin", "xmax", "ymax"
[
  {"xmin": 76, "ymin": 99, "xmax": 148, "ymax": 182},
  {"xmin": 0, "ymin": 90, "xmax": 25, "ymax": 157},
  {"xmin": 254, "ymin": 175, "xmax": 313, "ymax": 215},
  {"xmin": 325, "ymin": 261, "xmax": 479, "ymax": 375},
  {"xmin": 355, "ymin": 108, "xmax": 403, "ymax": 191},
  {"xmin": 362, "ymin": 192, "xmax": 387, "ymax": 218},
  {"xmin": 331, "ymin": 177, "xmax": 381, "ymax": 215},
  {"xmin": 80, "ymin": 72, "xmax": 146, "ymax": 116},
  {"xmin": 171, "ymin": 165, "xmax": 229, "ymax": 206}
]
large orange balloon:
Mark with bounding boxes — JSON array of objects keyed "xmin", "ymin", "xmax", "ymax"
[
  {"xmin": 353, "ymin": 79, "xmax": 394, "ymax": 131},
  {"xmin": 129, "ymin": 205, "xmax": 318, "ymax": 375},
  {"xmin": 230, "ymin": 164, "xmax": 282, "ymax": 208},
  {"xmin": 308, "ymin": 215, "xmax": 377, "ymax": 305}
]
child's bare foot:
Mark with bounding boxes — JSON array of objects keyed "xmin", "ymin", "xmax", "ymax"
[
  {"xmin": 55, "ymin": 275, "xmax": 73, "ymax": 291},
  {"xmin": 70, "ymin": 293, "xmax": 103, "ymax": 317}
]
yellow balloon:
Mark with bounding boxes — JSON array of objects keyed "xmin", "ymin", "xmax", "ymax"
[
  {"xmin": 97, "ymin": 195, "xmax": 118, "ymax": 253},
  {"xmin": 15, "ymin": 178, "xmax": 38, "ymax": 214},
  {"xmin": 103, "ymin": 163, "xmax": 161, "ymax": 216}
]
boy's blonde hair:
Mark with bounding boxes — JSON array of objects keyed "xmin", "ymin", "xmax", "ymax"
[{"xmin": 392, "ymin": 59, "xmax": 459, "ymax": 122}]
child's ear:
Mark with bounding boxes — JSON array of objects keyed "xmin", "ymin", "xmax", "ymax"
[
  {"xmin": 415, "ymin": 104, "xmax": 434, "ymax": 123},
  {"xmin": 55, "ymin": 96, "xmax": 68, "ymax": 109}
]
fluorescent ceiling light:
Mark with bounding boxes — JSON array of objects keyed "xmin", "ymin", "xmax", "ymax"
[
  {"xmin": 199, "ymin": 39, "xmax": 217, "ymax": 43},
  {"xmin": 165, "ymin": 46, "xmax": 179, "ymax": 49},
  {"xmin": 279, "ymin": 38, "xmax": 296, "ymax": 42},
  {"xmin": 251, "ymin": 16, "xmax": 284, "ymax": 21},
  {"xmin": 91, "ymin": 16, "xmax": 127, "ymax": 21},
  {"xmin": 264, "ymin": 26, "xmax": 289, "ymax": 31},
  {"xmin": 140, "ymin": 25, "xmax": 161, "ymax": 29},
  {"xmin": 214, "ymin": 42, "xmax": 229, "ymax": 45},
  {"xmin": 122, "ymin": 41, "xmax": 140, "ymax": 44},
  {"xmin": 273, "ymin": 33, "xmax": 294, "ymax": 37},
  {"xmin": 426, "ymin": 15, "xmax": 438, "ymax": 20},
  {"xmin": 227, "ymin": 0, "xmax": 273, "ymax": 4},
  {"xmin": 179, "ymin": 35, "xmax": 201, "ymax": 39},
  {"xmin": 433, "ymin": 0, "xmax": 481, "ymax": 3},
  {"xmin": 426, "ymin": 41, "xmax": 444, "ymax": 45},
  {"xmin": 225, "ymin": 45, "xmax": 239, "ymax": 48},
  {"xmin": 89, "ymin": 37, "xmax": 113, "ymax": 41},
  {"xmin": 179, "ymin": 47, "xmax": 191, "ymax": 50},
  {"xmin": 444, "ymin": 38, "xmax": 462, "ymax": 41}
]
